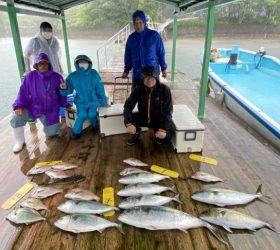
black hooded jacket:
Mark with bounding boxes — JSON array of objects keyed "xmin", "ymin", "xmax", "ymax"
[{"xmin": 124, "ymin": 80, "xmax": 173, "ymax": 131}]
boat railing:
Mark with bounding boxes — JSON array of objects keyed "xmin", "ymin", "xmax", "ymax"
[{"xmin": 97, "ymin": 24, "xmax": 130, "ymax": 72}]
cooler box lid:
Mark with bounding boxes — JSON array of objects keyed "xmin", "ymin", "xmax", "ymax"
[
  {"xmin": 172, "ymin": 105, "xmax": 205, "ymax": 131},
  {"xmin": 98, "ymin": 104, "xmax": 138, "ymax": 118}
]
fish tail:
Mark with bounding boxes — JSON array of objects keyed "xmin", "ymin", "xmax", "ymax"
[
  {"xmin": 173, "ymin": 194, "xmax": 183, "ymax": 204},
  {"xmin": 170, "ymin": 185, "xmax": 177, "ymax": 193},
  {"xmin": 117, "ymin": 223, "xmax": 125, "ymax": 234},
  {"xmin": 206, "ymin": 224, "xmax": 228, "ymax": 245},
  {"xmin": 256, "ymin": 184, "xmax": 262, "ymax": 194},
  {"xmin": 114, "ymin": 207, "xmax": 120, "ymax": 212},
  {"xmin": 266, "ymin": 223, "xmax": 280, "ymax": 233}
]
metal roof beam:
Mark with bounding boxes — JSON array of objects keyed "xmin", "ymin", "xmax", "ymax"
[
  {"xmin": 15, "ymin": 0, "xmax": 61, "ymax": 12},
  {"xmin": 61, "ymin": 0, "xmax": 94, "ymax": 10},
  {"xmin": 155, "ymin": 0, "xmax": 179, "ymax": 7},
  {"xmin": 179, "ymin": 0, "xmax": 207, "ymax": 11},
  {"xmin": 16, "ymin": 7, "xmax": 62, "ymax": 19}
]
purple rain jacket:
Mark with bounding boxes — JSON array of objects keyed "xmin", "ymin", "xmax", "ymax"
[{"xmin": 12, "ymin": 53, "xmax": 67, "ymax": 125}]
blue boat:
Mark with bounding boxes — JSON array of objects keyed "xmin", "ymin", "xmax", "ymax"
[{"xmin": 208, "ymin": 46, "xmax": 280, "ymax": 149}]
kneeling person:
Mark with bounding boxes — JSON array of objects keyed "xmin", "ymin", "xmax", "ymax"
[
  {"xmin": 60, "ymin": 55, "xmax": 108, "ymax": 139},
  {"xmin": 11, "ymin": 53, "xmax": 67, "ymax": 153},
  {"xmin": 124, "ymin": 66, "xmax": 173, "ymax": 145}
]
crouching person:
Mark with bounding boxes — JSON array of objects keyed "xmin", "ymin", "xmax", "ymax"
[
  {"xmin": 59, "ymin": 55, "xmax": 107, "ymax": 139},
  {"xmin": 124, "ymin": 66, "xmax": 173, "ymax": 145},
  {"xmin": 11, "ymin": 53, "xmax": 67, "ymax": 153}
]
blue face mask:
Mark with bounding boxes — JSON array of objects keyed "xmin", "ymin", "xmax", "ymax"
[{"xmin": 78, "ymin": 63, "xmax": 89, "ymax": 70}]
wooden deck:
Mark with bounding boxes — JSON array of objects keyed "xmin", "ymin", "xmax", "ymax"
[{"xmin": 1, "ymin": 59, "xmax": 280, "ymax": 249}]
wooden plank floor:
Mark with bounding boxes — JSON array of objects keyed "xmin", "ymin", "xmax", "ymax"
[{"xmin": 1, "ymin": 63, "xmax": 280, "ymax": 249}]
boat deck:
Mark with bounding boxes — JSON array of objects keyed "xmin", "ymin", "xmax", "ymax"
[{"xmin": 1, "ymin": 61, "xmax": 280, "ymax": 250}]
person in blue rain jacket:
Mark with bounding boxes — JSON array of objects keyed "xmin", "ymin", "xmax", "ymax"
[
  {"xmin": 122, "ymin": 10, "xmax": 167, "ymax": 89},
  {"xmin": 60, "ymin": 55, "xmax": 107, "ymax": 139}
]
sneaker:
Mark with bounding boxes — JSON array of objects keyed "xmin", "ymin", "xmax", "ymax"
[
  {"xmin": 71, "ymin": 131, "xmax": 81, "ymax": 140},
  {"xmin": 92, "ymin": 127, "xmax": 99, "ymax": 133},
  {"xmin": 127, "ymin": 128, "xmax": 141, "ymax": 145}
]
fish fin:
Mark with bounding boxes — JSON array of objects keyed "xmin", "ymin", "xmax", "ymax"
[
  {"xmin": 45, "ymin": 216, "xmax": 52, "ymax": 226},
  {"xmin": 98, "ymin": 229, "xmax": 104, "ymax": 233},
  {"xmin": 117, "ymin": 223, "xmax": 125, "ymax": 234},
  {"xmin": 114, "ymin": 207, "xmax": 120, "ymax": 212},
  {"xmin": 206, "ymin": 224, "xmax": 228, "ymax": 245},
  {"xmin": 173, "ymin": 194, "xmax": 183, "ymax": 204},
  {"xmin": 247, "ymin": 228, "xmax": 257, "ymax": 232},
  {"xmin": 222, "ymin": 225, "xmax": 232, "ymax": 233}
]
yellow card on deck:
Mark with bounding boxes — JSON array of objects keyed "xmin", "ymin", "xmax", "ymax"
[
  {"xmin": 35, "ymin": 160, "xmax": 63, "ymax": 167},
  {"xmin": 189, "ymin": 154, "xmax": 218, "ymax": 166},
  {"xmin": 1, "ymin": 182, "xmax": 34, "ymax": 210},
  {"xmin": 102, "ymin": 187, "xmax": 115, "ymax": 217},
  {"xmin": 150, "ymin": 165, "xmax": 179, "ymax": 179}
]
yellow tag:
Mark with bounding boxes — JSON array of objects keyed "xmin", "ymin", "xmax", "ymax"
[
  {"xmin": 102, "ymin": 187, "xmax": 115, "ymax": 217},
  {"xmin": 35, "ymin": 160, "xmax": 63, "ymax": 167},
  {"xmin": 150, "ymin": 165, "xmax": 179, "ymax": 179},
  {"xmin": 1, "ymin": 183, "xmax": 34, "ymax": 210},
  {"xmin": 189, "ymin": 154, "xmax": 218, "ymax": 166}
]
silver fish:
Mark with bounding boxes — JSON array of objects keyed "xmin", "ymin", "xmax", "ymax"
[
  {"xmin": 20, "ymin": 198, "xmax": 48, "ymax": 210},
  {"xmin": 54, "ymin": 214, "xmax": 124, "ymax": 234},
  {"xmin": 123, "ymin": 158, "xmax": 148, "ymax": 167},
  {"xmin": 31, "ymin": 186, "xmax": 63, "ymax": 199},
  {"xmin": 51, "ymin": 162, "xmax": 79, "ymax": 171},
  {"xmin": 200, "ymin": 208, "xmax": 279, "ymax": 233},
  {"xmin": 119, "ymin": 194, "xmax": 182, "ymax": 209},
  {"xmin": 57, "ymin": 200, "xmax": 119, "ymax": 214},
  {"xmin": 46, "ymin": 175, "xmax": 86, "ymax": 185},
  {"xmin": 192, "ymin": 184, "xmax": 266, "ymax": 207},
  {"xmin": 117, "ymin": 184, "xmax": 176, "ymax": 197},
  {"xmin": 27, "ymin": 165, "xmax": 52, "ymax": 175},
  {"xmin": 45, "ymin": 169, "xmax": 71, "ymax": 179},
  {"xmin": 6, "ymin": 207, "xmax": 46, "ymax": 225},
  {"xmin": 119, "ymin": 172, "xmax": 171, "ymax": 185},
  {"xmin": 190, "ymin": 172, "xmax": 224, "ymax": 183},
  {"xmin": 118, "ymin": 206, "xmax": 227, "ymax": 245},
  {"xmin": 65, "ymin": 188, "xmax": 100, "ymax": 201},
  {"xmin": 120, "ymin": 167, "xmax": 148, "ymax": 176}
]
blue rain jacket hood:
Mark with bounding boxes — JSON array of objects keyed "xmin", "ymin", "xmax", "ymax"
[
  {"xmin": 60, "ymin": 54, "xmax": 107, "ymax": 107},
  {"xmin": 132, "ymin": 10, "xmax": 147, "ymax": 26}
]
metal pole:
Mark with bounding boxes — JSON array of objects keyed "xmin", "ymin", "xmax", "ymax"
[
  {"xmin": 61, "ymin": 10, "xmax": 71, "ymax": 74},
  {"xmin": 198, "ymin": 0, "xmax": 215, "ymax": 118},
  {"xmin": 171, "ymin": 13, "xmax": 178, "ymax": 82},
  {"xmin": 6, "ymin": 0, "xmax": 25, "ymax": 78}
]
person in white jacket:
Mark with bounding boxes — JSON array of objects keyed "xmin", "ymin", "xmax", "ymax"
[{"xmin": 24, "ymin": 21, "xmax": 63, "ymax": 74}]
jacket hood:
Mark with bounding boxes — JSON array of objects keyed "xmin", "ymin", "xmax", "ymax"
[
  {"xmin": 33, "ymin": 53, "xmax": 53, "ymax": 70},
  {"xmin": 132, "ymin": 10, "xmax": 147, "ymax": 26},
  {"xmin": 74, "ymin": 54, "xmax": 93, "ymax": 70}
]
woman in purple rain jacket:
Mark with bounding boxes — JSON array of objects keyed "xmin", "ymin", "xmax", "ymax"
[{"xmin": 10, "ymin": 52, "xmax": 67, "ymax": 153}]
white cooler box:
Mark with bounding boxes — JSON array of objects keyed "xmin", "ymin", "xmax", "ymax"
[
  {"xmin": 98, "ymin": 104, "xmax": 128, "ymax": 137},
  {"xmin": 65, "ymin": 106, "xmax": 91, "ymax": 130},
  {"xmin": 172, "ymin": 105, "xmax": 205, "ymax": 153}
]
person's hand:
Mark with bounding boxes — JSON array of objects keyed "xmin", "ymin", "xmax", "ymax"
[
  {"xmin": 127, "ymin": 124, "xmax": 136, "ymax": 134},
  {"xmin": 60, "ymin": 80, "xmax": 67, "ymax": 89},
  {"xmin": 15, "ymin": 108, "xmax": 24, "ymax": 116},
  {"xmin": 122, "ymin": 72, "xmax": 128, "ymax": 78},
  {"xmin": 162, "ymin": 70, "xmax": 167, "ymax": 78},
  {"xmin": 155, "ymin": 130, "xmax": 166, "ymax": 139}
]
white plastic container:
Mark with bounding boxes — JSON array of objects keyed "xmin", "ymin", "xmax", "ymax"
[
  {"xmin": 172, "ymin": 105, "xmax": 205, "ymax": 153},
  {"xmin": 64, "ymin": 105, "xmax": 91, "ymax": 130}
]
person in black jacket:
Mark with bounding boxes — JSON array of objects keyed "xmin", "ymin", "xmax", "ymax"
[{"xmin": 124, "ymin": 66, "xmax": 173, "ymax": 145}]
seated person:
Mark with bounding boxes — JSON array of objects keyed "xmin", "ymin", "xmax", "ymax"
[
  {"xmin": 210, "ymin": 48, "xmax": 221, "ymax": 62},
  {"xmin": 11, "ymin": 53, "xmax": 67, "ymax": 153},
  {"xmin": 59, "ymin": 55, "xmax": 107, "ymax": 139},
  {"xmin": 124, "ymin": 66, "xmax": 173, "ymax": 145}
]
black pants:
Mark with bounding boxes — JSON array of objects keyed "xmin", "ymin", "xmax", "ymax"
[{"xmin": 131, "ymin": 112, "xmax": 172, "ymax": 144}]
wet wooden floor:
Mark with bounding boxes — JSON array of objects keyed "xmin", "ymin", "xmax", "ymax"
[{"xmin": 1, "ymin": 71, "xmax": 280, "ymax": 249}]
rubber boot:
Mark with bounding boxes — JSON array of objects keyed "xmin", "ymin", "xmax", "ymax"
[{"xmin": 12, "ymin": 127, "xmax": 25, "ymax": 153}]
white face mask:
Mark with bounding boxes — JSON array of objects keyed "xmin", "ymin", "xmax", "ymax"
[
  {"xmin": 79, "ymin": 63, "xmax": 89, "ymax": 70},
  {"xmin": 42, "ymin": 32, "xmax": 52, "ymax": 40}
]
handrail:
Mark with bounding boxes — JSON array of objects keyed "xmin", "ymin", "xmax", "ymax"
[{"xmin": 97, "ymin": 24, "xmax": 130, "ymax": 72}]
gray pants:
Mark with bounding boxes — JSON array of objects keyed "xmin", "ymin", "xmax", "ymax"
[{"xmin": 10, "ymin": 110, "xmax": 59, "ymax": 136}]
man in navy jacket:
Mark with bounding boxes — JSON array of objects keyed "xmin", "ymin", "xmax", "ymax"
[
  {"xmin": 122, "ymin": 10, "xmax": 167, "ymax": 89},
  {"xmin": 124, "ymin": 66, "xmax": 173, "ymax": 145}
]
